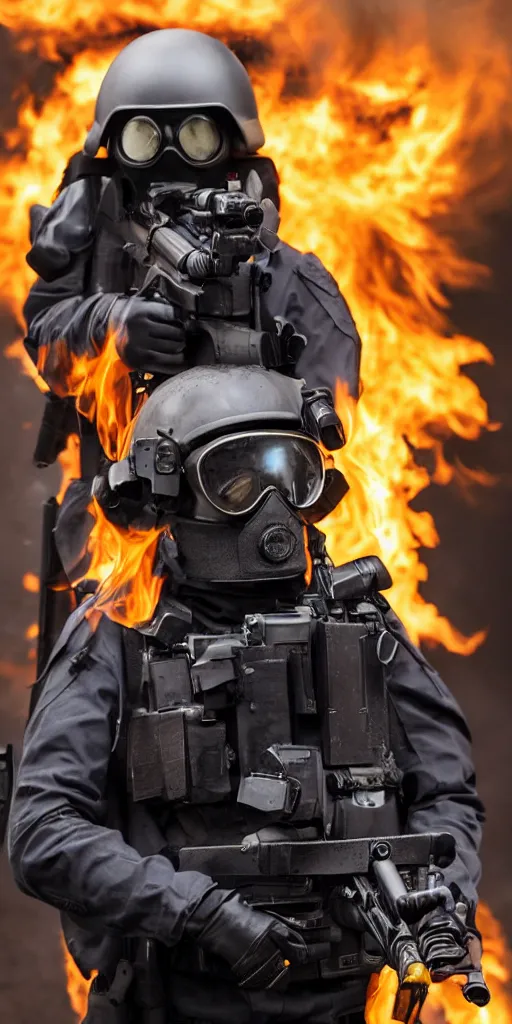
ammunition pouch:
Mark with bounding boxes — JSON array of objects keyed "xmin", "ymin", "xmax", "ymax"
[
  {"xmin": 125, "ymin": 589, "xmax": 403, "ymax": 839},
  {"xmin": 128, "ymin": 706, "xmax": 230, "ymax": 805}
]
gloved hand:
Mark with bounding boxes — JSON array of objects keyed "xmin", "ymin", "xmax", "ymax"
[
  {"xmin": 111, "ymin": 295, "xmax": 187, "ymax": 376},
  {"xmin": 417, "ymin": 907, "xmax": 490, "ymax": 1005},
  {"xmin": 185, "ymin": 889, "xmax": 308, "ymax": 990},
  {"xmin": 417, "ymin": 906, "xmax": 470, "ymax": 979}
]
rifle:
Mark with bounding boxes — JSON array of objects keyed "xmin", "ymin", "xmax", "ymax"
[
  {"xmin": 177, "ymin": 831, "xmax": 490, "ymax": 1024},
  {"xmin": 345, "ymin": 840, "xmax": 490, "ymax": 1023},
  {"xmin": 101, "ymin": 177, "xmax": 305, "ymax": 373}
]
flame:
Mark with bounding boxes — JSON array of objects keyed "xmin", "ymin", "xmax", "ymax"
[
  {"xmin": 39, "ymin": 326, "xmax": 145, "ymax": 462},
  {"xmin": 61, "ymin": 937, "xmax": 97, "ymax": 1021},
  {"xmin": 1, "ymin": 1, "xmax": 510, "ymax": 647},
  {"xmin": 323, "ymin": 384, "xmax": 491, "ymax": 651},
  {"xmin": 2, "ymin": 2, "xmax": 512, "ymax": 1021},
  {"xmin": 40, "ymin": 326, "xmax": 157, "ymax": 625},
  {"xmin": 56, "ymin": 432, "xmax": 81, "ymax": 504},
  {"xmin": 78, "ymin": 496, "xmax": 166, "ymax": 630}
]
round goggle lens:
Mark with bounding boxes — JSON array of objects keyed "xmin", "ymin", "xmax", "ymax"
[
  {"xmin": 178, "ymin": 116, "xmax": 222, "ymax": 163},
  {"xmin": 121, "ymin": 117, "xmax": 162, "ymax": 163}
]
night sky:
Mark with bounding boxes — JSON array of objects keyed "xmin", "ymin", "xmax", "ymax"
[{"xmin": 0, "ymin": 16, "xmax": 511, "ymax": 1024}]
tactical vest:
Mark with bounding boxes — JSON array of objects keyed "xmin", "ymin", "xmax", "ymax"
[{"xmin": 119, "ymin": 560, "xmax": 434, "ymax": 986}]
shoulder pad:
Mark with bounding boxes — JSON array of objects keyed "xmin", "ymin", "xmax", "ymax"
[
  {"xmin": 26, "ymin": 177, "xmax": 97, "ymax": 283},
  {"xmin": 35, "ymin": 595, "xmax": 96, "ymax": 681},
  {"xmin": 295, "ymin": 253, "xmax": 342, "ymax": 298},
  {"xmin": 294, "ymin": 253, "xmax": 359, "ymax": 339}
]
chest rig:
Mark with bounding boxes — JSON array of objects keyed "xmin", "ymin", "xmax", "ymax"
[
  {"xmin": 125, "ymin": 557, "xmax": 402, "ymax": 842},
  {"xmin": 122, "ymin": 558, "xmax": 455, "ymax": 991}
]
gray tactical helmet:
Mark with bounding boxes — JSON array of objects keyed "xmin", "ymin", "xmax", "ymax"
[
  {"xmin": 84, "ymin": 29, "xmax": 265, "ymax": 157},
  {"xmin": 134, "ymin": 365, "xmax": 303, "ymax": 448},
  {"xmin": 108, "ymin": 364, "xmax": 306, "ymax": 496},
  {"xmin": 104, "ymin": 364, "xmax": 348, "ymax": 541}
]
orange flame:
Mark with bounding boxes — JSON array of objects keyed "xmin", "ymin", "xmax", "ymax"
[
  {"xmin": 22, "ymin": 572, "xmax": 40, "ymax": 593},
  {"xmin": 39, "ymin": 327, "xmax": 159, "ymax": 626},
  {"xmin": 39, "ymin": 326, "xmax": 145, "ymax": 463},
  {"xmin": 1, "ymin": 2, "xmax": 510, "ymax": 648},
  {"xmin": 56, "ymin": 432, "xmax": 81, "ymax": 504},
  {"xmin": 79, "ymin": 496, "xmax": 166, "ymax": 630},
  {"xmin": 323, "ymin": 384, "xmax": 490, "ymax": 651},
  {"xmin": 61, "ymin": 937, "xmax": 97, "ymax": 1021}
]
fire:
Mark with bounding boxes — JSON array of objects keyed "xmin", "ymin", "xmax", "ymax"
[
  {"xmin": 61, "ymin": 937, "xmax": 97, "ymax": 1020},
  {"xmin": 2, "ymin": 1, "xmax": 512, "ymax": 1022},
  {"xmin": 79, "ymin": 497, "xmax": 166, "ymax": 630},
  {"xmin": 56, "ymin": 432, "xmax": 81, "ymax": 504},
  {"xmin": 1, "ymin": 1, "xmax": 510, "ymax": 648},
  {"xmin": 22, "ymin": 572, "xmax": 40, "ymax": 593},
  {"xmin": 39, "ymin": 325, "xmax": 145, "ymax": 463}
]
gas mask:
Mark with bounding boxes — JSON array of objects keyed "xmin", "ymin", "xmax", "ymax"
[
  {"xmin": 170, "ymin": 429, "xmax": 327, "ymax": 592},
  {"xmin": 104, "ymin": 366, "xmax": 348, "ymax": 602}
]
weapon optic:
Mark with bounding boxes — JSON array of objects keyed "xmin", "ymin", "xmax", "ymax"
[{"xmin": 103, "ymin": 178, "xmax": 306, "ymax": 373}]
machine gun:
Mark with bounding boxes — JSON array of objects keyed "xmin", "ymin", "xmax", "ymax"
[
  {"xmin": 177, "ymin": 831, "xmax": 489, "ymax": 1024},
  {"xmin": 102, "ymin": 177, "xmax": 305, "ymax": 373},
  {"xmin": 345, "ymin": 839, "xmax": 490, "ymax": 1022}
]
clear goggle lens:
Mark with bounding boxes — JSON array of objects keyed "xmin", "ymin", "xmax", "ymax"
[{"xmin": 195, "ymin": 431, "xmax": 325, "ymax": 516}]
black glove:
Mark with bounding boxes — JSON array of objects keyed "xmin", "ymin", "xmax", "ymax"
[
  {"xmin": 111, "ymin": 295, "xmax": 187, "ymax": 376},
  {"xmin": 186, "ymin": 889, "xmax": 308, "ymax": 990},
  {"xmin": 417, "ymin": 907, "xmax": 469, "ymax": 979}
]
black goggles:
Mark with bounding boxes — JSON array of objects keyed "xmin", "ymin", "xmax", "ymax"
[
  {"xmin": 116, "ymin": 113, "xmax": 228, "ymax": 167},
  {"xmin": 186, "ymin": 431, "xmax": 326, "ymax": 517}
]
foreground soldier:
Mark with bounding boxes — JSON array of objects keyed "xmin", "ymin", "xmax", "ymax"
[{"xmin": 9, "ymin": 367, "xmax": 486, "ymax": 1024}]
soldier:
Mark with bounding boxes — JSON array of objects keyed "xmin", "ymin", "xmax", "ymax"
[
  {"xmin": 26, "ymin": 29, "xmax": 360, "ymax": 401},
  {"xmin": 9, "ymin": 365, "xmax": 486, "ymax": 1024}
]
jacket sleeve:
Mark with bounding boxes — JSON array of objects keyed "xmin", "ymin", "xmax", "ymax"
[
  {"xmin": 8, "ymin": 613, "xmax": 216, "ymax": 944},
  {"xmin": 23, "ymin": 178, "xmax": 120, "ymax": 395},
  {"xmin": 384, "ymin": 609, "xmax": 484, "ymax": 908},
  {"xmin": 262, "ymin": 246, "xmax": 361, "ymax": 398}
]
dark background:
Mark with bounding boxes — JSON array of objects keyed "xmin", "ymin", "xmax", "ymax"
[{"xmin": 0, "ymin": 22, "xmax": 511, "ymax": 1024}]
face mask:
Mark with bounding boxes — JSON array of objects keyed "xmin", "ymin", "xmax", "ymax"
[{"xmin": 170, "ymin": 490, "xmax": 309, "ymax": 593}]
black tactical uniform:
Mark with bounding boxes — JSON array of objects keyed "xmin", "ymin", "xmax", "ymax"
[{"xmin": 9, "ymin": 366, "xmax": 485, "ymax": 1024}]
